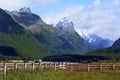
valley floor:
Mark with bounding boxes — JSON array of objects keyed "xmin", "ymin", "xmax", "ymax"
[{"xmin": 0, "ymin": 68, "xmax": 120, "ymax": 80}]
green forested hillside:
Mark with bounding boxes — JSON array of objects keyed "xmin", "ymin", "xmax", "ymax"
[
  {"xmin": 34, "ymin": 28, "xmax": 90, "ymax": 54},
  {"xmin": 0, "ymin": 8, "xmax": 49, "ymax": 59}
]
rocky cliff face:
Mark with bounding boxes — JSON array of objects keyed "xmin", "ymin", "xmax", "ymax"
[{"xmin": 11, "ymin": 7, "xmax": 43, "ymax": 26}]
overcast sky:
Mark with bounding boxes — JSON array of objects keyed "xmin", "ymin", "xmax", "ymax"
[{"xmin": 0, "ymin": 0, "xmax": 120, "ymax": 40}]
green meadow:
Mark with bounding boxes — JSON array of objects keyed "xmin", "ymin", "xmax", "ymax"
[{"xmin": 0, "ymin": 68, "xmax": 120, "ymax": 80}]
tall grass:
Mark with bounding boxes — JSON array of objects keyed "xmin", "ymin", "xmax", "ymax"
[{"xmin": 0, "ymin": 68, "xmax": 120, "ymax": 80}]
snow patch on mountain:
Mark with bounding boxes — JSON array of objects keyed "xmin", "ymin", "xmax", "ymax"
[
  {"xmin": 59, "ymin": 17, "xmax": 72, "ymax": 23},
  {"xmin": 19, "ymin": 6, "xmax": 31, "ymax": 13},
  {"xmin": 56, "ymin": 17, "xmax": 75, "ymax": 32},
  {"xmin": 79, "ymin": 31, "xmax": 114, "ymax": 49}
]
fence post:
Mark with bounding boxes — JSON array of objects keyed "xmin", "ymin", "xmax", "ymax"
[
  {"xmin": 41, "ymin": 63, "xmax": 44, "ymax": 69},
  {"xmin": 45, "ymin": 63, "xmax": 47, "ymax": 68},
  {"xmin": 39, "ymin": 62, "xmax": 41, "ymax": 68},
  {"xmin": 112, "ymin": 63, "xmax": 115, "ymax": 70},
  {"xmin": 50, "ymin": 63, "xmax": 52, "ymax": 68},
  {"xmin": 24, "ymin": 63, "xmax": 27, "ymax": 69},
  {"xmin": 3, "ymin": 63, "xmax": 6, "ymax": 75},
  {"xmin": 100, "ymin": 64, "xmax": 103, "ymax": 71},
  {"xmin": 42, "ymin": 63, "xmax": 45, "ymax": 69},
  {"xmin": 32, "ymin": 63, "xmax": 34, "ymax": 70},
  {"xmin": 62, "ymin": 63, "xmax": 65, "ymax": 69},
  {"xmin": 54, "ymin": 63, "xmax": 56, "ymax": 71},
  {"xmin": 59, "ymin": 63, "xmax": 61, "ymax": 69},
  {"xmin": 87, "ymin": 63, "xmax": 90, "ymax": 72},
  {"xmin": 14, "ymin": 63, "xmax": 17, "ymax": 69}
]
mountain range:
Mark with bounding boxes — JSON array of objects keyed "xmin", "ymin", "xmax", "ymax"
[
  {"xmin": 0, "ymin": 7, "xmax": 90, "ymax": 59},
  {"xmin": 0, "ymin": 7, "xmax": 118, "ymax": 59},
  {"xmin": 87, "ymin": 38, "xmax": 120, "ymax": 59},
  {"xmin": 79, "ymin": 32, "xmax": 113, "ymax": 49}
]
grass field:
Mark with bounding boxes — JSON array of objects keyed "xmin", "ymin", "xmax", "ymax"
[{"xmin": 0, "ymin": 68, "xmax": 120, "ymax": 80}]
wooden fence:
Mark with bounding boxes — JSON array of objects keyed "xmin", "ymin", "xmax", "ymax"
[
  {"xmin": 0, "ymin": 62, "xmax": 66, "ymax": 75},
  {"xmin": 66, "ymin": 63, "xmax": 120, "ymax": 71},
  {"xmin": 1, "ymin": 62, "xmax": 120, "ymax": 75}
]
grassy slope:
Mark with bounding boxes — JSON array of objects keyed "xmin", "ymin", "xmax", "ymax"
[
  {"xmin": 1, "ymin": 69, "xmax": 120, "ymax": 80},
  {"xmin": 2, "ymin": 32, "xmax": 49, "ymax": 59}
]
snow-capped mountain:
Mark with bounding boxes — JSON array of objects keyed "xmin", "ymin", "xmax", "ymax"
[
  {"xmin": 56, "ymin": 17, "xmax": 75, "ymax": 32},
  {"xmin": 56, "ymin": 17, "xmax": 113, "ymax": 49},
  {"xmin": 79, "ymin": 31, "xmax": 114, "ymax": 49}
]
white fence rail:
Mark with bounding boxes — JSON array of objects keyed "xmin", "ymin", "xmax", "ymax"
[{"xmin": 0, "ymin": 62, "xmax": 66, "ymax": 75}]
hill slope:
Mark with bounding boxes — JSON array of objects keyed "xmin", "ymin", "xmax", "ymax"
[
  {"xmin": 0, "ymin": 8, "xmax": 49, "ymax": 59},
  {"xmin": 113, "ymin": 38, "xmax": 120, "ymax": 47}
]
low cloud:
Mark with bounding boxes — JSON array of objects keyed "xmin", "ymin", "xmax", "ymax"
[
  {"xmin": 44, "ymin": 0, "xmax": 120, "ymax": 40},
  {"xmin": 0, "ymin": 0, "xmax": 57, "ymax": 10},
  {"xmin": 29, "ymin": 0, "xmax": 57, "ymax": 6},
  {"xmin": 0, "ymin": 0, "xmax": 27, "ymax": 10},
  {"xmin": 43, "ymin": 5, "xmax": 83, "ymax": 24},
  {"xmin": 0, "ymin": 0, "xmax": 119, "ymax": 40}
]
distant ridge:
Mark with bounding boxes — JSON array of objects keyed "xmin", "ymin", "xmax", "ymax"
[{"xmin": 87, "ymin": 38, "xmax": 120, "ymax": 58}]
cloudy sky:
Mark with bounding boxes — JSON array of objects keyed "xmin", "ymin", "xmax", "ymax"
[{"xmin": 0, "ymin": 0, "xmax": 120, "ymax": 40}]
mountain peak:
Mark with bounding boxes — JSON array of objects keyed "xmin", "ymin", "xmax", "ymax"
[
  {"xmin": 19, "ymin": 6, "xmax": 31, "ymax": 13},
  {"xmin": 56, "ymin": 17, "xmax": 75, "ymax": 32},
  {"xmin": 59, "ymin": 17, "xmax": 72, "ymax": 23},
  {"xmin": 11, "ymin": 7, "xmax": 42, "ymax": 26}
]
